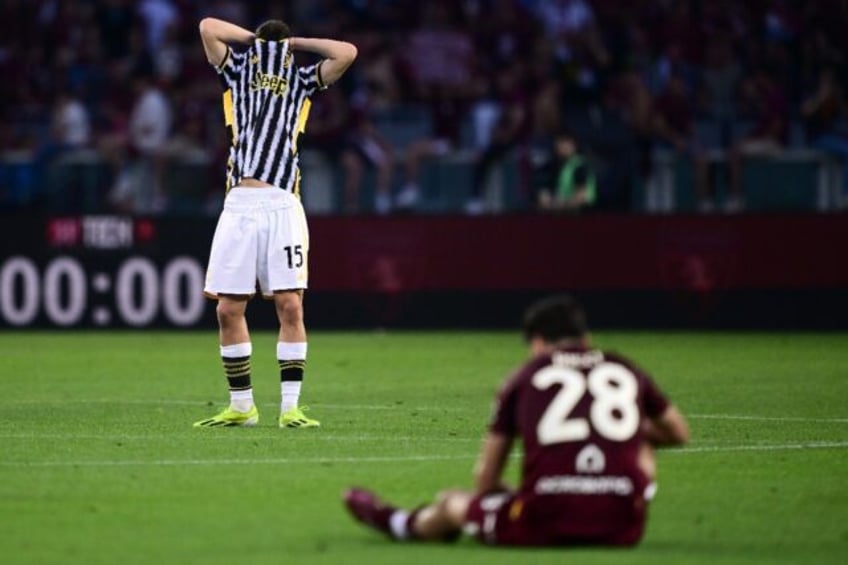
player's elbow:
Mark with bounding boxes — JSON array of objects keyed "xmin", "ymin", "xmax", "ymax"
[
  {"xmin": 673, "ymin": 421, "xmax": 690, "ymax": 445},
  {"xmin": 655, "ymin": 406, "xmax": 690, "ymax": 446},
  {"xmin": 199, "ymin": 17, "xmax": 218, "ymax": 39},
  {"xmin": 340, "ymin": 42, "xmax": 358, "ymax": 64},
  {"xmin": 472, "ymin": 462, "xmax": 488, "ymax": 490},
  {"xmin": 473, "ymin": 465, "xmax": 500, "ymax": 493},
  {"xmin": 668, "ymin": 416, "xmax": 690, "ymax": 446},
  {"xmin": 474, "ymin": 472, "xmax": 493, "ymax": 493}
]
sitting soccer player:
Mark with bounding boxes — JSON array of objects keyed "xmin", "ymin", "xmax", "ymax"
[{"xmin": 344, "ymin": 295, "xmax": 689, "ymax": 546}]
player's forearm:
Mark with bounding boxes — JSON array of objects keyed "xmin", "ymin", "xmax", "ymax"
[
  {"xmin": 199, "ymin": 18, "xmax": 255, "ymax": 45},
  {"xmin": 290, "ymin": 37, "xmax": 357, "ymax": 85},
  {"xmin": 474, "ymin": 466, "xmax": 507, "ymax": 493},
  {"xmin": 644, "ymin": 405, "xmax": 690, "ymax": 446},
  {"xmin": 473, "ymin": 433, "xmax": 512, "ymax": 493},
  {"xmin": 290, "ymin": 37, "xmax": 356, "ymax": 59},
  {"xmin": 199, "ymin": 17, "xmax": 254, "ymax": 66}
]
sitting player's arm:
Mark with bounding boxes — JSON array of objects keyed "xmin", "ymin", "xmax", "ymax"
[
  {"xmin": 198, "ymin": 17, "xmax": 255, "ymax": 67},
  {"xmin": 643, "ymin": 405, "xmax": 690, "ymax": 447},
  {"xmin": 289, "ymin": 37, "xmax": 358, "ymax": 87},
  {"xmin": 473, "ymin": 432, "xmax": 514, "ymax": 494}
]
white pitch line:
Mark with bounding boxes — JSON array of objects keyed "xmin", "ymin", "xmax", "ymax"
[
  {"xmin": 667, "ymin": 441, "xmax": 848, "ymax": 454},
  {"xmin": 689, "ymin": 414, "xmax": 848, "ymax": 423},
  {"xmin": 0, "ymin": 454, "xmax": 474, "ymax": 468},
  {"xmin": 10, "ymin": 399, "xmax": 445, "ymax": 411},
  {"xmin": 0, "ymin": 433, "xmax": 480, "ymax": 442},
  {"xmin": 1, "ymin": 441, "xmax": 846, "ymax": 469},
  {"xmin": 9, "ymin": 400, "xmax": 848, "ymax": 423}
]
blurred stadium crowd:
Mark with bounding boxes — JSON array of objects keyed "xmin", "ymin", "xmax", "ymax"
[{"xmin": 1, "ymin": 0, "xmax": 847, "ymax": 215}]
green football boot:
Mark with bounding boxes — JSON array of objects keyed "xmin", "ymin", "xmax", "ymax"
[
  {"xmin": 279, "ymin": 406, "xmax": 320, "ymax": 429},
  {"xmin": 193, "ymin": 405, "xmax": 259, "ymax": 428}
]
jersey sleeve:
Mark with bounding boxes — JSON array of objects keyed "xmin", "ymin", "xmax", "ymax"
[
  {"xmin": 215, "ymin": 45, "xmax": 248, "ymax": 85},
  {"xmin": 609, "ymin": 352, "xmax": 670, "ymax": 418},
  {"xmin": 297, "ymin": 60, "xmax": 328, "ymax": 97},
  {"xmin": 639, "ymin": 372, "xmax": 670, "ymax": 418},
  {"xmin": 488, "ymin": 375, "xmax": 520, "ymax": 436}
]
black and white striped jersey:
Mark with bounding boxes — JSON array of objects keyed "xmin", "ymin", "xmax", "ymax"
[{"xmin": 216, "ymin": 39, "xmax": 325, "ymax": 193}]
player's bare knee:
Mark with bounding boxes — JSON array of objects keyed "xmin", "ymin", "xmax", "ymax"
[
  {"xmin": 434, "ymin": 489, "xmax": 454, "ymax": 508},
  {"xmin": 275, "ymin": 294, "xmax": 303, "ymax": 327},
  {"xmin": 216, "ymin": 301, "xmax": 244, "ymax": 327},
  {"xmin": 434, "ymin": 490, "xmax": 468, "ymax": 525}
]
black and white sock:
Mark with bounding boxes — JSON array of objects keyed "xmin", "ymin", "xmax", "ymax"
[
  {"xmin": 277, "ymin": 342, "xmax": 306, "ymax": 412},
  {"xmin": 221, "ymin": 342, "xmax": 253, "ymax": 412}
]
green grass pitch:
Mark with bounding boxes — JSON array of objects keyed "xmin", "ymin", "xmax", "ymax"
[{"xmin": 1, "ymin": 330, "xmax": 846, "ymax": 565}]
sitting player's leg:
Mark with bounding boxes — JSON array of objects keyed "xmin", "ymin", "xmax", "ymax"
[
  {"xmin": 344, "ymin": 487, "xmax": 473, "ymax": 542},
  {"xmin": 410, "ymin": 489, "xmax": 473, "ymax": 540},
  {"xmin": 275, "ymin": 290, "xmax": 319, "ymax": 428},
  {"xmin": 194, "ymin": 295, "xmax": 258, "ymax": 427}
]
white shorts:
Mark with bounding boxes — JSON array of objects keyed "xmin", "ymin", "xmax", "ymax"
[{"xmin": 204, "ymin": 187, "xmax": 309, "ymax": 299}]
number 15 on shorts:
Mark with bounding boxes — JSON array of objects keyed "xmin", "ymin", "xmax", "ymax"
[{"xmin": 284, "ymin": 245, "xmax": 304, "ymax": 269}]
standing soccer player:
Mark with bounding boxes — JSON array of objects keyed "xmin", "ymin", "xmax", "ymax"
[
  {"xmin": 193, "ymin": 18, "xmax": 356, "ymax": 429},
  {"xmin": 345, "ymin": 295, "xmax": 689, "ymax": 546}
]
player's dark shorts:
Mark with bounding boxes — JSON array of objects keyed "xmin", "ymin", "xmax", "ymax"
[{"xmin": 464, "ymin": 491, "xmax": 646, "ymax": 547}]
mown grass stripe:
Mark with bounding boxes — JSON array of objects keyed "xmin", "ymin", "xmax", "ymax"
[{"xmin": 2, "ymin": 441, "xmax": 846, "ymax": 468}]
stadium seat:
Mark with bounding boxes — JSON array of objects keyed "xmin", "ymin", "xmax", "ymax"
[
  {"xmin": 163, "ymin": 157, "xmax": 212, "ymax": 215},
  {"xmin": 45, "ymin": 150, "xmax": 110, "ymax": 213}
]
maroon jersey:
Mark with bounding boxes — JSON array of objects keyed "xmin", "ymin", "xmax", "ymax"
[{"xmin": 488, "ymin": 345, "xmax": 670, "ymax": 545}]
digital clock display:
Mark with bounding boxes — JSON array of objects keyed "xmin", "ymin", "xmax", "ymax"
[
  {"xmin": 0, "ymin": 255, "xmax": 207, "ymax": 327},
  {"xmin": 0, "ymin": 215, "xmax": 218, "ymax": 329}
]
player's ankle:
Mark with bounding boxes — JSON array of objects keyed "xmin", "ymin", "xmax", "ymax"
[
  {"xmin": 229, "ymin": 401, "xmax": 254, "ymax": 413},
  {"xmin": 388, "ymin": 509, "xmax": 410, "ymax": 539}
]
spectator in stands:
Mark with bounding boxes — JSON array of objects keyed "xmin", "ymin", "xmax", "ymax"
[
  {"xmin": 109, "ymin": 71, "xmax": 172, "ymax": 214},
  {"xmin": 346, "ymin": 107, "xmax": 396, "ymax": 215},
  {"xmin": 32, "ymin": 88, "xmax": 92, "ymax": 200},
  {"xmin": 725, "ymin": 68, "xmax": 789, "ymax": 213},
  {"xmin": 466, "ymin": 63, "xmax": 529, "ymax": 214},
  {"xmin": 349, "ymin": 35, "xmax": 402, "ymax": 214},
  {"xmin": 203, "ymin": 0, "xmax": 250, "ymax": 26},
  {"xmin": 524, "ymin": 76, "xmax": 560, "ymax": 204},
  {"xmin": 534, "ymin": 0, "xmax": 595, "ymax": 57},
  {"xmin": 96, "ymin": 0, "xmax": 136, "ymax": 62},
  {"xmin": 404, "ymin": 3, "xmax": 474, "ymax": 99},
  {"xmin": 802, "ymin": 66, "xmax": 848, "ymax": 205},
  {"xmin": 152, "ymin": 21, "xmax": 183, "ymax": 82},
  {"xmin": 301, "ymin": 86, "xmax": 351, "ymax": 208},
  {"xmin": 473, "ymin": 0, "xmax": 538, "ymax": 69},
  {"xmin": 617, "ymin": 69, "xmax": 654, "ymax": 197},
  {"xmin": 302, "ymin": 84, "xmax": 395, "ymax": 215},
  {"xmin": 164, "ymin": 85, "xmax": 212, "ymax": 159},
  {"xmin": 395, "ymin": 90, "xmax": 472, "ymax": 212},
  {"xmin": 570, "ymin": 71, "xmax": 641, "ymax": 212},
  {"xmin": 393, "ymin": 3, "xmax": 477, "ymax": 212},
  {"xmin": 534, "ymin": 0, "xmax": 610, "ymax": 98},
  {"xmin": 535, "ymin": 129, "xmax": 596, "ymax": 212},
  {"xmin": 652, "ymin": 72, "xmax": 710, "ymax": 212},
  {"xmin": 137, "ymin": 0, "xmax": 179, "ymax": 52},
  {"xmin": 3, "ymin": 0, "xmax": 848, "ymax": 216},
  {"xmin": 49, "ymin": 89, "xmax": 92, "ymax": 151},
  {"xmin": 699, "ymin": 35, "xmax": 742, "ymax": 138}
]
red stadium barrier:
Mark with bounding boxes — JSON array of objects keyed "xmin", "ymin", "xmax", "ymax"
[
  {"xmin": 307, "ymin": 214, "xmax": 848, "ymax": 292},
  {"xmin": 1, "ymin": 213, "xmax": 846, "ymax": 328}
]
